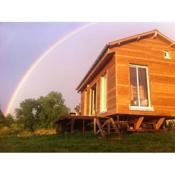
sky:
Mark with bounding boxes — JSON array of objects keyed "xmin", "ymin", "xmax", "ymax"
[
  {"xmin": 0, "ymin": 22, "xmax": 85, "ymax": 113},
  {"xmin": 1, "ymin": 22, "xmax": 175, "ymax": 115}
]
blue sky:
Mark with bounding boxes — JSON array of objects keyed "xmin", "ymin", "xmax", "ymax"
[{"xmin": 0, "ymin": 22, "xmax": 85, "ymax": 112}]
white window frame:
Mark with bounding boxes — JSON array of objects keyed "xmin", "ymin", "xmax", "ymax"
[
  {"xmin": 89, "ymin": 85, "xmax": 97, "ymax": 115},
  {"xmin": 129, "ymin": 64, "xmax": 153, "ymax": 111},
  {"xmin": 100, "ymin": 73, "xmax": 107, "ymax": 113},
  {"xmin": 164, "ymin": 50, "xmax": 171, "ymax": 60},
  {"xmin": 88, "ymin": 89, "xmax": 92, "ymax": 116}
]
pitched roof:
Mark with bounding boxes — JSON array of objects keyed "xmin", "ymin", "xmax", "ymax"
[
  {"xmin": 76, "ymin": 29, "xmax": 175, "ymax": 91},
  {"xmin": 109, "ymin": 29, "xmax": 175, "ymax": 48}
]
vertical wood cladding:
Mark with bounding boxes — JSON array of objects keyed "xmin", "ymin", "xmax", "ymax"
[{"xmin": 80, "ymin": 92, "xmax": 84, "ymax": 115}]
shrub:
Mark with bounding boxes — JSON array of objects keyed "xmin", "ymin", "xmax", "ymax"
[
  {"xmin": 34, "ymin": 129, "xmax": 56, "ymax": 136},
  {"xmin": 166, "ymin": 120, "xmax": 175, "ymax": 130},
  {"xmin": 0, "ymin": 126, "xmax": 13, "ymax": 136},
  {"xmin": 17, "ymin": 130, "xmax": 33, "ymax": 138}
]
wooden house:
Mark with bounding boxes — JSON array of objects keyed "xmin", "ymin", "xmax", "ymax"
[
  {"xmin": 75, "ymin": 29, "xmax": 175, "ymax": 131},
  {"xmin": 55, "ymin": 29, "xmax": 175, "ymax": 137}
]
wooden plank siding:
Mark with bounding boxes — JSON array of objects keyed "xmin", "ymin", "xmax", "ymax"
[
  {"xmin": 80, "ymin": 55, "xmax": 116, "ymax": 116},
  {"xmin": 79, "ymin": 32, "xmax": 175, "ymax": 118},
  {"xmin": 80, "ymin": 92, "xmax": 84, "ymax": 115},
  {"xmin": 115, "ymin": 36, "xmax": 175, "ymax": 117}
]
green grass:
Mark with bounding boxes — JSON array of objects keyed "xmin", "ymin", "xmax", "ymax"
[{"xmin": 1, "ymin": 131, "xmax": 175, "ymax": 152}]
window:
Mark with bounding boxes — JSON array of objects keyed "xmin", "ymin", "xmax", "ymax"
[
  {"xmin": 164, "ymin": 50, "xmax": 171, "ymax": 59},
  {"xmin": 129, "ymin": 65, "xmax": 151, "ymax": 109},
  {"xmin": 89, "ymin": 84, "xmax": 96, "ymax": 115},
  {"xmin": 100, "ymin": 73, "xmax": 107, "ymax": 112}
]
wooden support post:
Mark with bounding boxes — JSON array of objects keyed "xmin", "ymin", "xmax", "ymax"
[
  {"xmin": 60, "ymin": 122, "xmax": 63, "ymax": 133},
  {"xmin": 96, "ymin": 119, "xmax": 110, "ymax": 135},
  {"xmin": 109, "ymin": 118, "xmax": 119, "ymax": 133},
  {"xmin": 102, "ymin": 119, "xmax": 110, "ymax": 128},
  {"xmin": 63, "ymin": 121, "xmax": 66, "ymax": 133},
  {"xmin": 155, "ymin": 118, "xmax": 165, "ymax": 130},
  {"xmin": 135, "ymin": 117, "xmax": 144, "ymax": 130},
  {"xmin": 71, "ymin": 119, "xmax": 75, "ymax": 133},
  {"xmin": 96, "ymin": 119, "xmax": 106, "ymax": 138},
  {"xmin": 94, "ymin": 118, "xmax": 97, "ymax": 135},
  {"xmin": 82, "ymin": 120, "xmax": 85, "ymax": 135},
  {"xmin": 107, "ymin": 120, "xmax": 111, "ymax": 136},
  {"xmin": 117, "ymin": 115, "xmax": 120, "ymax": 122}
]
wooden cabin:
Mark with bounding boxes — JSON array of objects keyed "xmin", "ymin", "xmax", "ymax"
[
  {"xmin": 75, "ymin": 29, "xmax": 175, "ymax": 131},
  {"xmin": 55, "ymin": 29, "xmax": 175, "ymax": 137}
]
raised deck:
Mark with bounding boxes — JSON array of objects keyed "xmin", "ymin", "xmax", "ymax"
[{"xmin": 54, "ymin": 115, "xmax": 175, "ymax": 138}]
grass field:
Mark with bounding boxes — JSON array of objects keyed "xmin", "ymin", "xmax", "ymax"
[{"xmin": 0, "ymin": 131, "xmax": 175, "ymax": 152}]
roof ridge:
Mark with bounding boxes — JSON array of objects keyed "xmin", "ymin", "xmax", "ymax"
[{"xmin": 109, "ymin": 29, "xmax": 175, "ymax": 48}]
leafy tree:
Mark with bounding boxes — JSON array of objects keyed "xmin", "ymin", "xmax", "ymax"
[
  {"xmin": 4, "ymin": 114, "xmax": 15, "ymax": 127},
  {"xmin": 0, "ymin": 109, "xmax": 5, "ymax": 127},
  {"xmin": 15, "ymin": 91, "xmax": 70, "ymax": 131},
  {"xmin": 37, "ymin": 91, "xmax": 70, "ymax": 128},
  {"xmin": 15, "ymin": 98, "xmax": 39, "ymax": 131}
]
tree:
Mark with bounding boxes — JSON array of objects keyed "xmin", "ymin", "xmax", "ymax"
[
  {"xmin": 4, "ymin": 114, "xmax": 15, "ymax": 127},
  {"xmin": 15, "ymin": 98, "xmax": 39, "ymax": 131},
  {"xmin": 15, "ymin": 91, "xmax": 70, "ymax": 131},
  {"xmin": 0, "ymin": 109, "xmax": 5, "ymax": 127},
  {"xmin": 37, "ymin": 91, "xmax": 70, "ymax": 128}
]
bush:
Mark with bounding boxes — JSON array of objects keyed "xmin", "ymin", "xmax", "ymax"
[
  {"xmin": 0, "ymin": 126, "xmax": 13, "ymax": 136},
  {"xmin": 34, "ymin": 129, "xmax": 56, "ymax": 136},
  {"xmin": 166, "ymin": 120, "xmax": 175, "ymax": 130},
  {"xmin": 17, "ymin": 130, "xmax": 33, "ymax": 138},
  {"xmin": 0, "ymin": 123, "xmax": 24, "ymax": 136}
]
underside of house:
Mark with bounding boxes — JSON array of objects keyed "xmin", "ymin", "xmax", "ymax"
[{"xmin": 56, "ymin": 29, "xmax": 175, "ymax": 137}]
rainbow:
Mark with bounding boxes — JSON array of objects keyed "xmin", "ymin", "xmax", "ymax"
[{"xmin": 5, "ymin": 23, "xmax": 95, "ymax": 116}]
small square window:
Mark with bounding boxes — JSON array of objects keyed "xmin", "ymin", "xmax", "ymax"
[{"xmin": 164, "ymin": 50, "xmax": 171, "ymax": 59}]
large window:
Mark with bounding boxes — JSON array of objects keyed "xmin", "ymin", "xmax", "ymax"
[
  {"xmin": 129, "ymin": 65, "xmax": 151, "ymax": 108},
  {"xmin": 100, "ymin": 73, "xmax": 107, "ymax": 112}
]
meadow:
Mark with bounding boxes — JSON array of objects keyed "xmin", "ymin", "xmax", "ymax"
[{"xmin": 1, "ymin": 130, "xmax": 175, "ymax": 152}]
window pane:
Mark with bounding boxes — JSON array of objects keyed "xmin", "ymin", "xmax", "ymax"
[
  {"xmin": 138, "ymin": 68, "xmax": 149, "ymax": 106},
  {"xmin": 130, "ymin": 67, "xmax": 139, "ymax": 106},
  {"xmin": 100, "ymin": 74, "xmax": 107, "ymax": 112}
]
